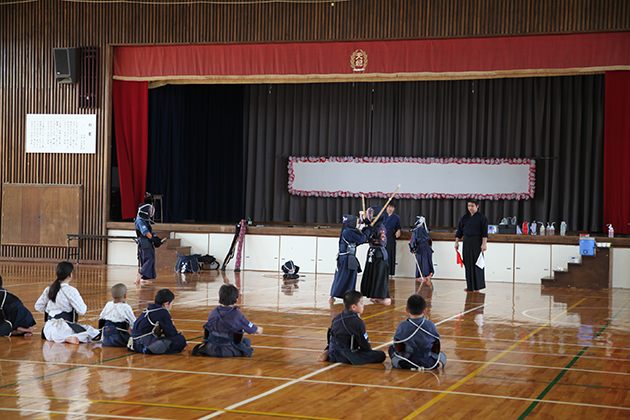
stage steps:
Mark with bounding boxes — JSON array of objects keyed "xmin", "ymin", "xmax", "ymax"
[
  {"xmin": 541, "ymin": 247, "xmax": 611, "ymax": 289},
  {"xmin": 154, "ymin": 232, "xmax": 191, "ymax": 272}
]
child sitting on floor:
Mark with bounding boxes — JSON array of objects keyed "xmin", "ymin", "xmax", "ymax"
[
  {"xmin": 317, "ymin": 290, "xmax": 386, "ymax": 365},
  {"xmin": 98, "ymin": 283, "xmax": 136, "ymax": 347},
  {"xmin": 192, "ymin": 284, "xmax": 262, "ymax": 357},
  {"xmin": 128, "ymin": 288, "xmax": 187, "ymax": 354},
  {"xmin": 35, "ymin": 262, "xmax": 99, "ymax": 344},
  {"xmin": 0, "ymin": 275, "xmax": 36, "ymax": 337},
  {"xmin": 388, "ymin": 293, "xmax": 446, "ymax": 370}
]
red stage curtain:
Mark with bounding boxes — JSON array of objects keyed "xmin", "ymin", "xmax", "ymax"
[
  {"xmin": 113, "ymin": 80, "xmax": 148, "ymax": 220},
  {"xmin": 604, "ymin": 71, "xmax": 630, "ymax": 234}
]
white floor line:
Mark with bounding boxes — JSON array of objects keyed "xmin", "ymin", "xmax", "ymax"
[
  {"xmin": 3, "ymin": 352, "xmax": 626, "ymax": 379},
  {"xmin": 195, "ymin": 363, "xmax": 341, "ymax": 420},
  {"xmin": 2, "ymin": 373, "xmax": 628, "ymax": 417},
  {"xmin": 177, "ymin": 340, "xmax": 630, "ymax": 363},
  {"xmin": 0, "ymin": 407, "xmax": 168, "ymax": 420},
  {"xmin": 4, "ymin": 281, "xmax": 52, "ymax": 288}
]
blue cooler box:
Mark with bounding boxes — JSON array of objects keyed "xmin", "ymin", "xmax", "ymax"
[{"xmin": 579, "ymin": 238, "xmax": 595, "ymax": 256}]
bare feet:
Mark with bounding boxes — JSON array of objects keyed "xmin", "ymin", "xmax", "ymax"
[
  {"xmin": 134, "ymin": 272, "xmax": 141, "ymax": 284},
  {"xmin": 464, "ymin": 288, "xmax": 469, "ymax": 292},
  {"xmin": 16, "ymin": 327, "xmax": 36, "ymax": 336},
  {"xmin": 65, "ymin": 336, "xmax": 80, "ymax": 345},
  {"xmin": 370, "ymin": 298, "xmax": 392, "ymax": 305},
  {"xmin": 140, "ymin": 279, "xmax": 153, "ymax": 285},
  {"xmin": 328, "ymin": 296, "xmax": 336, "ymax": 305},
  {"xmin": 317, "ymin": 349, "xmax": 329, "ymax": 362}
]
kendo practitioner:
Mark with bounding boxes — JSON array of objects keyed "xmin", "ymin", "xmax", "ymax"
[
  {"xmin": 389, "ymin": 294, "xmax": 446, "ymax": 370},
  {"xmin": 0, "ymin": 275, "xmax": 36, "ymax": 337},
  {"xmin": 98, "ymin": 283, "xmax": 136, "ymax": 347},
  {"xmin": 192, "ymin": 284, "xmax": 262, "ymax": 357},
  {"xmin": 360, "ymin": 206, "xmax": 391, "ymax": 305},
  {"xmin": 409, "ymin": 216, "xmax": 434, "ymax": 287},
  {"xmin": 454, "ymin": 199, "xmax": 488, "ymax": 292},
  {"xmin": 328, "ymin": 214, "xmax": 373, "ymax": 305},
  {"xmin": 134, "ymin": 203, "xmax": 162, "ymax": 285},
  {"xmin": 128, "ymin": 288, "xmax": 187, "ymax": 354},
  {"xmin": 35, "ymin": 262, "xmax": 99, "ymax": 344},
  {"xmin": 382, "ymin": 203, "xmax": 401, "ymax": 276},
  {"xmin": 317, "ymin": 290, "xmax": 386, "ymax": 365}
]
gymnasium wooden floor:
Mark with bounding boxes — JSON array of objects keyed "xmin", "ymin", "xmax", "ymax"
[{"xmin": 0, "ymin": 261, "xmax": 628, "ymax": 419}]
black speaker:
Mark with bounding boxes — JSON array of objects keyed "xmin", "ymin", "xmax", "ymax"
[{"xmin": 53, "ymin": 48, "xmax": 77, "ymax": 84}]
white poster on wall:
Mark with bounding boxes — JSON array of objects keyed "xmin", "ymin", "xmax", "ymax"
[{"xmin": 26, "ymin": 114, "xmax": 97, "ymax": 154}]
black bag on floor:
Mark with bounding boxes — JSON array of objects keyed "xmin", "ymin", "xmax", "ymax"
[{"xmin": 198, "ymin": 254, "xmax": 220, "ymax": 270}]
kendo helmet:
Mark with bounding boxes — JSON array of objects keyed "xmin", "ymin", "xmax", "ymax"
[
  {"xmin": 281, "ymin": 260, "xmax": 300, "ymax": 279},
  {"xmin": 367, "ymin": 205, "xmax": 385, "ymax": 226},
  {"xmin": 342, "ymin": 214, "xmax": 359, "ymax": 230},
  {"xmin": 137, "ymin": 203, "xmax": 155, "ymax": 223}
]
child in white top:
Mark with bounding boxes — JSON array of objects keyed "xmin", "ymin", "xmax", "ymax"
[
  {"xmin": 35, "ymin": 262, "xmax": 99, "ymax": 344},
  {"xmin": 98, "ymin": 283, "xmax": 136, "ymax": 347}
]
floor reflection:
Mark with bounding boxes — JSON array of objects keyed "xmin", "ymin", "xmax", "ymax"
[{"xmin": 453, "ymin": 292, "xmax": 487, "ymax": 360}]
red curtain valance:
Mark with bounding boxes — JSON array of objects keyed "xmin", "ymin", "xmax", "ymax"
[{"xmin": 114, "ymin": 32, "xmax": 630, "ymax": 83}]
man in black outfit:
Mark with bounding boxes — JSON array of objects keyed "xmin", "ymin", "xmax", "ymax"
[{"xmin": 454, "ymin": 199, "xmax": 488, "ymax": 292}]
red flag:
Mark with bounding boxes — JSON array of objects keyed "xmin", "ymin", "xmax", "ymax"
[{"xmin": 456, "ymin": 251, "xmax": 464, "ymax": 267}]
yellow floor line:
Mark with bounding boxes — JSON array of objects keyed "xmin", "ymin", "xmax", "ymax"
[
  {"xmin": 0, "ymin": 393, "xmax": 339, "ymax": 420},
  {"xmin": 33, "ymin": 401, "xmax": 92, "ymax": 420}
]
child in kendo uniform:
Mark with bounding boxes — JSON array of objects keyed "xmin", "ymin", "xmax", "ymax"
[
  {"xmin": 409, "ymin": 216, "xmax": 435, "ymax": 287},
  {"xmin": 388, "ymin": 294, "xmax": 446, "ymax": 370},
  {"xmin": 328, "ymin": 214, "xmax": 373, "ymax": 305},
  {"xmin": 0, "ymin": 275, "xmax": 36, "ymax": 337},
  {"xmin": 98, "ymin": 283, "xmax": 136, "ymax": 347},
  {"xmin": 134, "ymin": 203, "xmax": 162, "ymax": 285},
  {"xmin": 35, "ymin": 262, "xmax": 100, "ymax": 344},
  {"xmin": 128, "ymin": 288, "xmax": 187, "ymax": 354},
  {"xmin": 317, "ymin": 290, "xmax": 386, "ymax": 365},
  {"xmin": 360, "ymin": 206, "xmax": 391, "ymax": 305},
  {"xmin": 192, "ymin": 284, "xmax": 262, "ymax": 357}
]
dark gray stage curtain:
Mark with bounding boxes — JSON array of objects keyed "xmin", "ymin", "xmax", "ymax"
[
  {"xmin": 244, "ymin": 83, "xmax": 373, "ymax": 223},
  {"xmin": 244, "ymin": 76, "xmax": 604, "ymax": 231},
  {"xmin": 370, "ymin": 76, "xmax": 605, "ymax": 231}
]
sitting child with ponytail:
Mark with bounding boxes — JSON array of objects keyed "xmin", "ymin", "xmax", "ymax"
[{"xmin": 35, "ymin": 262, "xmax": 99, "ymax": 344}]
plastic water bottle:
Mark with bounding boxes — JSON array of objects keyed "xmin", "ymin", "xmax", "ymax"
[
  {"xmin": 549, "ymin": 222, "xmax": 555, "ymax": 236},
  {"xmin": 608, "ymin": 224, "xmax": 614, "ymax": 238},
  {"xmin": 540, "ymin": 223, "xmax": 545, "ymax": 236},
  {"xmin": 560, "ymin": 221, "xmax": 567, "ymax": 236}
]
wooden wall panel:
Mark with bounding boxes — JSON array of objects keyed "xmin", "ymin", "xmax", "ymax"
[
  {"xmin": 1, "ymin": 0, "xmax": 629, "ymax": 262},
  {"xmin": 1, "ymin": 184, "xmax": 82, "ymax": 247}
]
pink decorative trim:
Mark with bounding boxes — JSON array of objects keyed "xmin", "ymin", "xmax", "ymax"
[{"xmin": 287, "ymin": 156, "xmax": 536, "ymax": 200}]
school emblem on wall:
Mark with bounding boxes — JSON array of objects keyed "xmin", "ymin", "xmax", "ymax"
[{"xmin": 350, "ymin": 49, "xmax": 368, "ymax": 72}]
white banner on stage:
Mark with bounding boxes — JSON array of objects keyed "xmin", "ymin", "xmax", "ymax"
[
  {"xmin": 288, "ymin": 157, "xmax": 535, "ymax": 200},
  {"xmin": 26, "ymin": 114, "xmax": 97, "ymax": 154}
]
